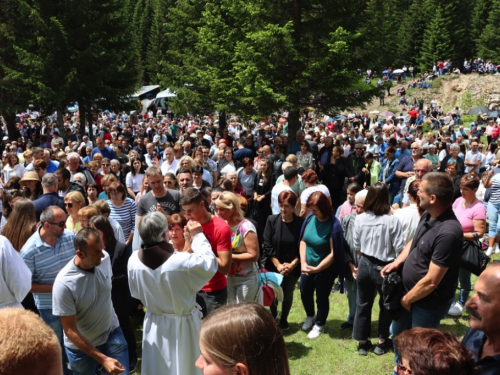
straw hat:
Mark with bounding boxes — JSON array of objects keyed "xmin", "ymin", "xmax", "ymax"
[{"xmin": 20, "ymin": 172, "xmax": 40, "ymax": 184}]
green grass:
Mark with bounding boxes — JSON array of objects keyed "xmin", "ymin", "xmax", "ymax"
[{"xmin": 130, "ymin": 257, "xmax": 500, "ymax": 375}]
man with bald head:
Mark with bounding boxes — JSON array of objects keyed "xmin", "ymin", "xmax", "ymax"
[
  {"xmin": 398, "ymin": 158, "xmax": 433, "ymax": 208},
  {"xmin": 462, "ymin": 264, "xmax": 500, "ymax": 374}
]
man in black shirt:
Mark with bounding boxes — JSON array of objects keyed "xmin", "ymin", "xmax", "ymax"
[{"xmin": 381, "ymin": 172, "xmax": 462, "ymax": 359}]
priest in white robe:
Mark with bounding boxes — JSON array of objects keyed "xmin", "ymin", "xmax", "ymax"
[{"xmin": 128, "ymin": 211, "xmax": 217, "ymax": 375}]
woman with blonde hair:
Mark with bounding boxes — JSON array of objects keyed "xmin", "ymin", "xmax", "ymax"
[
  {"xmin": 178, "ymin": 156, "xmax": 195, "ymax": 173},
  {"xmin": 214, "ymin": 191, "xmax": 259, "ymax": 303},
  {"xmin": 196, "ymin": 303, "xmax": 290, "ymax": 375},
  {"xmin": 64, "ymin": 191, "xmax": 85, "ymax": 233}
]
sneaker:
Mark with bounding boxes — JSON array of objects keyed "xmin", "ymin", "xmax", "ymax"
[
  {"xmin": 307, "ymin": 324, "xmax": 324, "ymax": 339},
  {"xmin": 486, "ymin": 247, "xmax": 495, "ymax": 256},
  {"xmin": 279, "ymin": 320, "xmax": 290, "ymax": 331},
  {"xmin": 358, "ymin": 341, "xmax": 373, "ymax": 356},
  {"xmin": 340, "ymin": 321, "xmax": 354, "ymax": 330},
  {"xmin": 448, "ymin": 302, "xmax": 464, "ymax": 316},
  {"xmin": 495, "ymin": 244, "xmax": 500, "ymax": 254},
  {"xmin": 373, "ymin": 340, "xmax": 392, "ymax": 355},
  {"xmin": 332, "ymin": 281, "xmax": 342, "ymax": 293},
  {"xmin": 302, "ymin": 315, "xmax": 316, "ymax": 331}
]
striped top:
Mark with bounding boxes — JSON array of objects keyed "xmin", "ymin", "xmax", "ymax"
[
  {"xmin": 490, "ymin": 174, "xmax": 500, "ymax": 204},
  {"xmin": 107, "ymin": 198, "xmax": 136, "ymax": 240},
  {"xmin": 20, "ymin": 228, "xmax": 76, "ymax": 310}
]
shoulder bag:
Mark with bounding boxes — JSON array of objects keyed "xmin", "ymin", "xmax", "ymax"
[{"xmin": 461, "ymin": 232, "xmax": 490, "ymax": 276}]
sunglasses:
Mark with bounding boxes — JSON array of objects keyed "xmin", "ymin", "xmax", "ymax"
[
  {"xmin": 64, "ymin": 202, "xmax": 74, "ymax": 208},
  {"xmin": 102, "ymin": 163, "xmax": 110, "ymax": 167},
  {"xmin": 47, "ymin": 221, "xmax": 66, "ymax": 228},
  {"xmin": 165, "ymin": 180, "xmax": 174, "ymax": 184}
]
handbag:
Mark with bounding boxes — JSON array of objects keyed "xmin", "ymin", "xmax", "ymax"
[{"xmin": 460, "ymin": 233, "xmax": 490, "ymax": 276}]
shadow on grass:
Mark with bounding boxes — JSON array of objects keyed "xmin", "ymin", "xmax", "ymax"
[{"xmin": 286, "ymin": 341, "xmax": 312, "ymax": 360}]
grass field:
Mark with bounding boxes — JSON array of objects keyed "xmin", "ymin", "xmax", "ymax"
[{"xmin": 130, "ymin": 255, "xmax": 498, "ymax": 375}]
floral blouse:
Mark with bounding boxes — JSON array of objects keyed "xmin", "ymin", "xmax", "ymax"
[
  {"xmin": 228, "ymin": 219, "xmax": 258, "ymax": 277},
  {"xmin": 296, "ymin": 151, "xmax": 314, "ymax": 171}
]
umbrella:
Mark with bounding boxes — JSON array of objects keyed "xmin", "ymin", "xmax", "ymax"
[
  {"xmin": 379, "ymin": 111, "xmax": 395, "ymax": 117},
  {"xmin": 489, "ymin": 111, "xmax": 499, "ymax": 118},
  {"xmin": 369, "ymin": 110, "xmax": 380, "ymax": 114},
  {"xmin": 393, "ymin": 69, "xmax": 404, "ymax": 74},
  {"xmin": 467, "ymin": 106, "xmax": 490, "ymax": 115},
  {"xmin": 332, "ymin": 114, "xmax": 347, "ymax": 121},
  {"xmin": 382, "ymin": 70, "xmax": 389, "ymax": 74}
]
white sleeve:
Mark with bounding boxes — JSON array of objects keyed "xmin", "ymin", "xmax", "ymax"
[
  {"xmin": 2, "ymin": 238, "xmax": 32, "ymax": 303},
  {"xmin": 125, "ymin": 172, "xmax": 133, "ymax": 188},
  {"xmin": 187, "ymin": 233, "xmax": 218, "ymax": 292}
]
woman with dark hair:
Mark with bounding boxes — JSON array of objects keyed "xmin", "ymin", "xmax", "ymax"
[
  {"xmin": 86, "ymin": 182, "xmax": 99, "ymax": 205},
  {"xmin": 89, "ymin": 215, "xmax": 137, "ymax": 370},
  {"xmin": 379, "ymin": 146, "xmax": 400, "ymax": 203},
  {"xmin": 33, "ymin": 159, "xmax": 47, "ymax": 180},
  {"xmin": 394, "ymin": 327, "xmax": 478, "ymax": 375},
  {"xmin": 323, "ymin": 146, "xmax": 349, "ymax": 212},
  {"xmin": 19, "ymin": 172, "xmax": 42, "ymax": 201},
  {"xmin": 262, "ymin": 190, "xmax": 304, "ymax": 330},
  {"xmin": 352, "ymin": 182, "xmax": 405, "ymax": 355},
  {"xmin": 218, "ymin": 147, "xmax": 242, "ymax": 178},
  {"xmin": 98, "ymin": 157, "xmax": 112, "ymax": 178},
  {"xmin": 448, "ymin": 174, "xmax": 485, "ymax": 317},
  {"xmin": 296, "ymin": 141, "xmax": 314, "ymax": 171},
  {"xmin": 445, "ymin": 161, "xmax": 462, "ymax": 200},
  {"xmin": 438, "ymin": 141, "xmax": 449, "ymax": 162},
  {"xmin": 253, "ymin": 157, "xmax": 275, "ymax": 237},
  {"xmin": 196, "ymin": 303, "xmax": 291, "ymax": 375},
  {"xmin": 237, "ymin": 157, "xmax": 256, "ymax": 199},
  {"xmin": 164, "ymin": 172, "xmax": 179, "ymax": 190},
  {"xmin": 107, "ymin": 182, "xmax": 136, "ymax": 249},
  {"xmin": 299, "ymin": 169, "xmax": 331, "ymax": 217},
  {"xmin": 168, "ymin": 213, "xmax": 189, "ymax": 252},
  {"xmin": 362, "ymin": 152, "xmax": 381, "ymax": 188},
  {"xmin": 1, "ymin": 153, "xmax": 24, "ymax": 185},
  {"xmin": 299, "ymin": 191, "xmax": 344, "ymax": 339},
  {"xmin": 126, "ymin": 156, "xmax": 145, "ymax": 199},
  {"xmin": 192, "ymin": 165, "xmax": 210, "ymax": 190}
]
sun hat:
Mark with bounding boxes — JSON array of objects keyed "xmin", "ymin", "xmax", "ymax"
[{"xmin": 20, "ymin": 171, "xmax": 40, "ymax": 184}]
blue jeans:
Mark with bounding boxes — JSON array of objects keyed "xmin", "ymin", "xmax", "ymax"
[
  {"xmin": 458, "ymin": 267, "xmax": 472, "ymax": 306},
  {"xmin": 390, "ymin": 297, "xmax": 453, "ymax": 373},
  {"xmin": 66, "ymin": 327, "xmax": 129, "ymax": 375},
  {"xmin": 345, "ymin": 278, "xmax": 357, "ymax": 325},
  {"xmin": 487, "ymin": 201, "xmax": 500, "ymax": 237},
  {"xmin": 39, "ymin": 309, "xmax": 70, "ymax": 375},
  {"xmin": 300, "ymin": 267, "xmax": 335, "ymax": 326}
]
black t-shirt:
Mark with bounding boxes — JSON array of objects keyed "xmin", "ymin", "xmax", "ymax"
[
  {"xmin": 402, "ymin": 207, "xmax": 463, "ymax": 309},
  {"xmin": 137, "ymin": 189, "xmax": 180, "ymax": 217}
]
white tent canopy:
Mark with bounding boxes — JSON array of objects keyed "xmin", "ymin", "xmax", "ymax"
[{"xmin": 156, "ymin": 89, "xmax": 177, "ymax": 98}]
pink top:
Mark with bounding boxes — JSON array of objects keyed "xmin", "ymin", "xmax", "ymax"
[
  {"xmin": 338, "ymin": 200, "xmax": 356, "ymax": 220},
  {"xmin": 452, "ymin": 197, "xmax": 486, "ymax": 233}
]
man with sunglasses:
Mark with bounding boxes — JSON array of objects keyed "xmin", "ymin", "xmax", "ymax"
[{"xmin": 20, "ymin": 205, "xmax": 77, "ymax": 375}]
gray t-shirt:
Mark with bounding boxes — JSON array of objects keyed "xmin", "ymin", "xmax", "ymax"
[
  {"xmin": 137, "ymin": 190, "xmax": 180, "ymax": 217},
  {"xmin": 53, "ymin": 253, "xmax": 119, "ymax": 349}
]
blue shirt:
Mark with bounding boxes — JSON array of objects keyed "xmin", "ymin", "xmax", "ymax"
[
  {"xmin": 20, "ymin": 229, "xmax": 76, "ymax": 310},
  {"xmin": 46, "ymin": 160, "xmax": 59, "ymax": 173},
  {"xmin": 91, "ymin": 146, "xmax": 116, "ymax": 160},
  {"xmin": 462, "ymin": 328, "xmax": 500, "ymax": 375}
]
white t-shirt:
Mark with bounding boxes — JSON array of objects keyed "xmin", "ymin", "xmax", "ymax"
[
  {"xmin": 300, "ymin": 184, "xmax": 330, "ymax": 205},
  {"xmin": 126, "ymin": 172, "xmax": 145, "ymax": 193}
]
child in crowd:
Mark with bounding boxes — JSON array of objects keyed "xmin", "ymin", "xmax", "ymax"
[{"xmin": 337, "ymin": 183, "xmax": 362, "ymax": 219}]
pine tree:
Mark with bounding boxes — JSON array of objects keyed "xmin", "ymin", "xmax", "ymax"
[
  {"xmin": 477, "ymin": 0, "xmax": 500, "ymax": 61},
  {"xmin": 132, "ymin": 0, "xmax": 157, "ymax": 84},
  {"xmin": 470, "ymin": 0, "xmax": 493, "ymax": 56},
  {"xmin": 417, "ymin": 4, "xmax": 453, "ymax": 72}
]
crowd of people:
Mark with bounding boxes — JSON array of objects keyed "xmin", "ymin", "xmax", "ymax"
[{"xmin": 0, "ymin": 104, "xmax": 500, "ymax": 375}]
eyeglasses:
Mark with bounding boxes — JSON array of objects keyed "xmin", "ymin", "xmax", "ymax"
[
  {"xmin": 102, "ymin": 163, "xmax": 110, "ymax": 167},
  {"xmin": 47, "ymin": 221, "xmax": 66, "ymax": 228}
]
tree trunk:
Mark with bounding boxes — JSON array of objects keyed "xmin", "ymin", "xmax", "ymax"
[
  {"xmin": 87, "ymin": 105, "xmax": 94, "ymax": 142},
  {"xmin": 3, "ymin": 112, "xmax": 18, "ymax": 140},
  {"xmin": 218, "ymin": 110, "xmax": 227, "ymax": 135},
  {"xmin": 79, "ymin": 103, "xmax": 87, "ymax": 141}
]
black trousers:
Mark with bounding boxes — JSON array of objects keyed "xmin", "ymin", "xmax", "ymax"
[
  {"xmin": 352, "ymin": 255, "xmax": 392, "ymax": 342},
  {"xmin": 270, "ymin": 274, "xmax": 299, "ymax": 323}
]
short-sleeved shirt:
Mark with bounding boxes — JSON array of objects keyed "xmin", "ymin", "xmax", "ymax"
[
  {"xmin": 228, "ymin": 219, "xmax": 257, "ymax": 277},
  {"xmin": 20, "ymin": 229, "xmax": 76, "ymax": 310},
  {"xmin": 126, "ymin": 172, "xmax": 144, "ymax": 193},
  {"xmin": 452, "ymin": 197, "xmax": 486, "ymax": 233},
  {"xmin": 402, "ymin": 207, "xmax": 463, "ymax": 309},
  {"xmin": 303, "ymin": 216, "xmax": 332, "ymax": 267},
  {"xmin": 271, "ymin": 183, "xmax": 293, "ymax": 215},
  {"xmin": 53, "ymin": 253, "xmax": 119, "ymax": 350},
  {"xmin": 107, "ymin": 198, "xmax": 136, "ymax": 240},
  {"xmin": 137, "ymin": 190, "xmax": 180, "ymax": 217},
  {"xmin": 201, "ymin": 216, "xmax": 232, "ymax": 292}
]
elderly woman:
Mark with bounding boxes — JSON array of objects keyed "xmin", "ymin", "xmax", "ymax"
[
  {"xmin": 2, "ymin": 153, "xmax": 24, "ymax": 185},
  {"xmin": 77, "ymin": 206, "xmax": 101, "ymax": 229},
  {"xmin": 227, "ymin": 170, "xmax": 247, "ymax": 197},
  {"xmin": 110, "ymin": 159, "xmax": 125, "ymax": 185},
  {"xmin": 353, "ymin": 182, "xmax": 404, "ymax": 355},
  {"xmin": 439, "ymin": 143, "xmax": 465, "ymax": 176},
  {"xmin": 107, "ymin": 181, "xmax": 136, "ymax": 249},
  {"xmin": 64, "ymin": 191, "xmax": 86, "ymax": 233},
  {"xmin": 178, "ymin": 156, "xmax": 195, "ymax": 173},
  {"xmin": 98, "ymin": 157, "xmax": 112, "ymax": 177},
  {"xmin": 296, "ymin": 141, "xmax": 314, "ymax": 171},
  {"xmin": 299, "ymin": 191, "xmax": 344, "ymax": 340},
  {"xmin": 214, "ymin": 191, "xmax": 259, "ymax": 303},
  {"xmin": 263, "ymin": 191, "xmax": 304, "ymax": 330}
]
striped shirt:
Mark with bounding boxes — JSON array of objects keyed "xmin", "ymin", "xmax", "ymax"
[
  {"xmin": 107, "ymin": 198, "xmax": 136, "ymax": 240},
  {"xmin": 490, "ymin": 174, "xmax": 500, "ymax": 204},
  {"xmin": 20, "ymin": 228, "xmax": 76, "ymax": 310}
]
